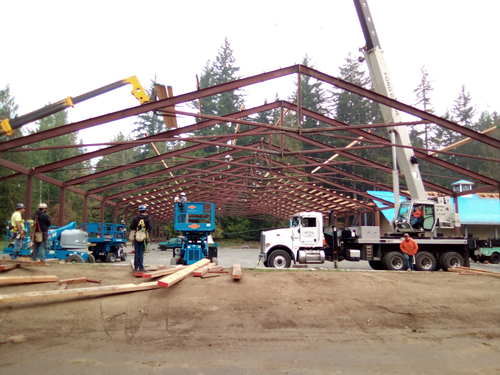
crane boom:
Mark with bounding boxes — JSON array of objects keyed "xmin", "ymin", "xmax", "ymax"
[{"xmin": 353, "ymin": 0, "xmax": 427, "ymax": 201}]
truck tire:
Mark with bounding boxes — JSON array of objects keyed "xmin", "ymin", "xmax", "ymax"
[
  {"xmin": 268, "ymin": 250, "xmax": 291, "ymax": 269},
  {"xmin": 383, "ymin": 252, "xmax": 406, "ymax": 271},
  {"xmin": 170, "ymin": 257, "xmax": 178, "ymax": 265},
  {"xmin": 211, "ymin": 257, "xmax": 218, "ymax": 265},
  {"xmin": 490, "ymin": 253, "xmax": 500, "ymax": 264},
  {"xmin": 368, "ymin": 260, "xmax": 384, "ymax": 270},
  {"xmin": 66, "ymin": 254, "xmax": 84, "ymax": 264},
  {"xmin": 87, "ymin": 254, "xmax": 95, "ymax": 263},
  {"xmin": 441, "ymin": 252, "xmax": 464, "ymax": 271},
  {"xmin": 415, "ymin": 251, "xmax": 436, "ymax": 272},
  {"xmin": 120, "ymin": 252, "xmax": 127, "ymax": 261},
  {"xmin": 106, "ymin": 252, "xmax": 117, "ymax": 263}
]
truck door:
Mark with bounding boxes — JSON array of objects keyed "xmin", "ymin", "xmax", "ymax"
[{"xmin": 299, "ymin": 217, "xmax": 319, "ymax": 246}]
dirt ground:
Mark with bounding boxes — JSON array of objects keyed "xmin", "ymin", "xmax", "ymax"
[{"xmin": 0, "ymin": 262, "xmax": 499, "ymax": 375}]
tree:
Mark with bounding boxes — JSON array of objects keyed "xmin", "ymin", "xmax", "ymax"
[
  {"xmin": 413, "ymin": 66, "xmax": 436, "ymax": 150},
  {"xmin": 451, "ymin": 85, "xmax": 477, "ymax": 129},
  {"xmin": 191, "ymin": 38, "xmax": 245, "ymax": 146}
]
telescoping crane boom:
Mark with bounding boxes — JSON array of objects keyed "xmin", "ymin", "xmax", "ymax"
[
  {"xmin": 353, "ymin": 0, "xmax": 460, "ymax": 234},
  {"xmin": 0, "ymin": 76, "xmax": 149, "ymax": 138}
]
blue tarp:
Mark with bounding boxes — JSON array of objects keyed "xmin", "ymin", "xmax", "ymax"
[{"xmin": 367, "ymin": 191, "xmax": 500, "ymax": 225}]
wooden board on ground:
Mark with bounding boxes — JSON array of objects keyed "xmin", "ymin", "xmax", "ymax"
[
  {"xmin": 0, "ymin": 282, "xmax": 161, "ymax": 304},
  {"xmin": 0, "ymin": 263, "xmax": 19, "ymax": 271},
  {"xmin": 201, "ymin": 274, "xmax": 220, "ymax": 279},
  {"xmin": 232, "ymin": 264, "xmax": 242, "ymax": 280},
  {"xmin": 142, "ymin": 266, "xmax": 184, "ymax": 279},
  {"xmin": 158, "ymin": 259, "xmax": 210, "ymax": 288},
  {"xmin": 0, "ymin": 275, "xmax": 59, "ymax": 285},
  {"xmin": 86, "ymin": 278, "xmax": 101, "ymax": 283},
  {"xmin": 208, "ymin": 265, "xmax": 223, "ymax": 272},
  {"xmin": 453, "ymin": 266, "xmax": 500, "ymax": 279},
  {"xmin": 193, "ymin": 266, "xmax": 209, "ymax": 277},
  {"xmin": 59, "ymin": 277, "xmax": 88, "ymax": 285},
  {"xmin": 58, "ymin": 284, "xmax": 68, "ymax": 290}
]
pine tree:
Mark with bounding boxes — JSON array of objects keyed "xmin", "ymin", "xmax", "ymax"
[
  {"xmin": 413, "ymin": 66, "xmax": 436, "ymax": 150},
  {"xmin": 452, "ymin": 85, "xmax": 477, "ymax": 129}
]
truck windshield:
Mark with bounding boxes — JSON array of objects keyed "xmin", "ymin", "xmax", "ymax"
[
  {"xmin": 397, "ymin": 202, "xmax": 411, "ymax": 221},
  {"xmin": 291, "ymin": 217, "xmax": 300, "ymax": 227}
]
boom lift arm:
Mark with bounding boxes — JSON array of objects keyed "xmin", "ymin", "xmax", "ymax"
[{"xmin": 0, "ymin": 76, "xmax": 149, "ymax": 137}]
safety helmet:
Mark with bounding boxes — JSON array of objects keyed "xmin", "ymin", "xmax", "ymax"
[
  {"xmin": 180, "ymin": 192, "xmax": 186, "ymax": 196},
  {"xmin": 16, "ymin": 203, "xmax": 25, "ymax": 210},
  {"xmin": 138, "ymin": 205, "xmax": 147, "ymax": 212},
  {"xmin": 39, "ymin": 203, "xmax": 47, "ymax": 209}
]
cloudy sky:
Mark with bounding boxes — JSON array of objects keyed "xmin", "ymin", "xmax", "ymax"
[{"xmin": 2, "ymin": 0, "xmax": 498, "ymax": 145}]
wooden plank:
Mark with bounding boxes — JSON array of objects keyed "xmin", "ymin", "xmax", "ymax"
[
  {"xmin": 157, "ymin": 258, "xmax": 210, "ymax": 288},
  {"xmin": 86, "ymin": 278, "xmax": 101, "ymax": 283},
  {"xmin": 210, "ymin": 270, "xmax": 229, "ymax": 274},
  {"xmin": 207, "ymin": 265, "xmax": 223, "ymax": 272},
  {"xmin": 0, "ymin": 282, "xmax": 161, "ymax": 304},
  {"xmin": 130, "ymin": 259, "xmax": 135, "ymax": 270},
  {"xmin": 142, "ymin": 266, "xmax": 184, "ymax": 279},
  {"xmin": 193, "ymin": 266, "xmax": 209, "ymax": 277},
  {"xmin": 232, "ymin": 264, "xmax": 242, "ymax": 280},
  {"xmin": 0, "ymin": 263, "xmax": 19, "ymax": 271},
  {"xmin": 59, "ymin": 277, "xmax": 88, "ymax": 285},
  {"xmin": 0, "ymin": 275, "xmax": 59, "ymax": 285},
  {"xmin": 201, "ymin": 274, "xmax": 220, "ymax": 279},
  {"xmin": 59, "ymin": 284, "xmax": 68, "ymax": 290}
]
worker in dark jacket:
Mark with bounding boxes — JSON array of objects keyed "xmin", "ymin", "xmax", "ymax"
[
  {"xmin": 129, "ymin": 205, "xmax": 153, "ymax": 272},
  {"xmin": 32, "ymin": 203, "xmax": 52, "ymax": 265}
]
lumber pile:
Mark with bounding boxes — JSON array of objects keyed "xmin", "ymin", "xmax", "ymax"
[
  {"xmin": 142, "ymin": 266, "xmax": 184, "ymax": 279},
  {"xmin": 158, "ymin": 259, "xmax": 210, "ymax": 287},
  {"xmin": 450, "ymin": 266, "xmax": 500, "ymax": 279}
]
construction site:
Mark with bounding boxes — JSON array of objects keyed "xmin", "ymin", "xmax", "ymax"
[{"xmin": 1, "ymin": 0, "xmax": 500, "ymax": 373}]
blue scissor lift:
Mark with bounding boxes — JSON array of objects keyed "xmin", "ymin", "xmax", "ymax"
[
  {"xmin": 173, "ymin": 202, "xmax": 218, "ymax": 265},
  {"xmin": 83, "ymin": 222, "xmax": 128, "ymax": 263}
]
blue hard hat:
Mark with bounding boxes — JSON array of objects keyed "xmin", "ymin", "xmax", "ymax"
[{"xmin": 138, "ymin": 205, "xmax": 147, "ymax": 212}]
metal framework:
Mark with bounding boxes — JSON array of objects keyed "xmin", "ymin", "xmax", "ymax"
[{"xmin": 1, "ymin": 65, "xmax": 499, "ymax": 239}]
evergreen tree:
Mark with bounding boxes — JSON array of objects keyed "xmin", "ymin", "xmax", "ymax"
[
  {"xmin": 413, "ymin": 66, "xmax": 435, "ymax": 149},
  {"xmin": 191, "ymin": 38, "xmax": 245, "ymax": 148},
  {"xmin": 451, "ymin": 85, "xmax": 477, "ymax": 129}
]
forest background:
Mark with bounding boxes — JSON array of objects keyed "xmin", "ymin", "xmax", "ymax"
[{"xmin": 1, "ymin": 39, "xmax": 499, "ymax": 240}]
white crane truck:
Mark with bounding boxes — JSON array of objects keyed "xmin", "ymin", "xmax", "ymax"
[{"xmin": 258, "ymin": 0, "xmax": 476, "ymax": 272}]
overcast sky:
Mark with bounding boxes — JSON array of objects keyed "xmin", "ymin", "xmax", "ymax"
[{"xmin": 2, "ymin": 0, "xmax": 498, "ymax": 146}]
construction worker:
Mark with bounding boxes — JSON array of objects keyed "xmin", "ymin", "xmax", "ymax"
[
  {"xmin": 179, "ymin": 192, "xmax": 187, "ymax": 223},
  {"xmin": 10, "ymin": 203, "xmax": 26, "ymax": 260},
  {"xmin": 410, "ymin": 205, "xmax": 423, "ymax": 228},
  {"xmin": 129, "ymin": 205, "xmax": 153, "ymax": 272},
  {"xmin": 32, "ymin": 203, "xmax": 52, "ymax": 265},
  {"xmin": 400, "ymin": 233, "xmax": 418, "ymax": 271}
]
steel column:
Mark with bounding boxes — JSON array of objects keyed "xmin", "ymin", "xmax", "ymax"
[{"xmin": 59, "ymin": 186, "xmax": 66, "ymax": 226}]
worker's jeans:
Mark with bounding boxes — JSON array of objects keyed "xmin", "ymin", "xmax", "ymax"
[
  {"xmin": 11, "ymin": 237, "xmax": 22, "ymax": 259},
  {"xmin": 403, "ymin": 253, "xmax": 414, "ymax": 271},
  {"xmin": 134, "ymin": 241, "xmax": 145, "ymax": 271},
  {"xmin": 32, "ymin": 240, "xmax": 47, "ymax": 263}
]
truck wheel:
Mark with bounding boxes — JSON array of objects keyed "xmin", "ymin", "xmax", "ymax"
[
  {"xmin": 211, "ymin": 257, "xmax": 218, "ymax": 265},
  {"xmin": 66, "ymin": 254, "xmax": 84, "ymax": 264},
  {"xmin": 490, "ymin": 253, "xmax": 500, "ymax": 264},
  {"xmin": 368, "ymin": 260, "xmax": 384, "ymax": 270},
  {"xmin": 268, "ymin": 250, "xmax": 291, "ymax": 269},
  {"xmin": 441, "ymin": 252, "xmax": 464, "ymax": 271},
  {"xmin": 415, "ymin": 252, "xmax": 436, "ymax": 272},
  {"xmin": 170, "ymin": 257, "xmax": 177, "ymax": 265},
  {"xmin": 87, "ymin": 254, "xmax": 95, "ymax": 263},
  {"xmin": 106, "ymin": 252, "xmax": 117, "ymax": 263},
  {"xmin": 120, "ymin": 252, "xmax": 127, "ymax": 261},
  {"xmin": 383, "ymin": 252, "xmax": 406, "ymax": 271}
]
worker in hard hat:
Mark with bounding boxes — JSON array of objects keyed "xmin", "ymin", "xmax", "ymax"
[
  {"xmin": 178, "ymin": 192, "xmax": 188, "ymax": 223},
  {"xmin": 129, "ymin": 205, "xmax": 153, "ymax": 272},
  {"xmin": 32, "ymin": 203, "xmax": 52, "ymax": 265},
  {"xmin": 10, "ymin": 203, "xmax": 26, "ymax": 260}
]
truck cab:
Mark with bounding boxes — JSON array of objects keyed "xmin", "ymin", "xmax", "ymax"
[{"xmin": 259, "ymin": 212, "xmax": 325, "ymax": 268}]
